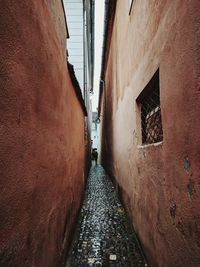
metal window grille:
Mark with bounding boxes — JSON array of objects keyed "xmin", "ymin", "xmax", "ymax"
[{"xmin": 138, "ymin": 70, "xmax": 163, "ymax": 145}]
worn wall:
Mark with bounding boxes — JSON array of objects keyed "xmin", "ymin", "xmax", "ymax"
[
  {"xmin": 0, "ymin": 1, "xmax": 86, "ymax": 266},
  {"xmin": 49, "ymin": 0, "xmax": 68, "ymax": 51},
  {"xmin": 101, "ymin": 0, "xmax": 200, "ymax": 266}
]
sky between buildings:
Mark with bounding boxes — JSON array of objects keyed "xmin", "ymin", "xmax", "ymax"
[{"xmin": 92, "ymin": 1, "xmax": 105, "ymax": 112}]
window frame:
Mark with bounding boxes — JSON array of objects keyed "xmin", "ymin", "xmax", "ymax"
[{"xmin": 136, "ymin": 69, "xmax": 163, "ymax": 146}]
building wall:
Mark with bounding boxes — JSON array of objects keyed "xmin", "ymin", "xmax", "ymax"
[
  {"xmin": 83, "ymin": 0, "xmax": 94, "ymax": 95},
  {"xmin": 83, "ymin": 0, "xmax": 94, "ymax": 148},
  {"xmin": 91, "ymin": 112, "xmax": 99, "ymax": 151},
  {"xmin": 91, "ymin": 123, "xmax": 100, "ymax": 153},
  {"xmin": 64, "ymin": 1, "xmax": 94, "ymax": 175},
  {"xmin": 101, "ymin": 1, "xmax": 200, "ymax": 266},
  {"xmin": 91, "ymin": 123, "xmax": 98, "ymax": 149},
  {"xmin": 64, "ymin": 0, "xmax": 84, "ymax": 92},
  {"xmin": 50, "ymin": 0, "xmax": 68, "ymax": 51},
  {"xmin": 0, "ymin": 1, "xmax": 86, "ymax": 266}
]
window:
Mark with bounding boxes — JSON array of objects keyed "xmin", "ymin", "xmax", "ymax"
[{"xmin": 137, "ymin": 69, "xmax": 163, "ymax": 145}]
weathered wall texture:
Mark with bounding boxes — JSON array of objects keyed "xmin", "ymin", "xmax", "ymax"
[
  {"xmin": 0, "ymin": 1, "xmax": 86, "ymax": 266},
  {"xmin": 49, "ymin": 0, "xmax": 68, "ymax": 51},
  {"xmin": 101, "ymin": 1, "xmax": 200, "ymax": 266}
]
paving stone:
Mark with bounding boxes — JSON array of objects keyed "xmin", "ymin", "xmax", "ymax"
[
  {"xmin": 68, "ymin": 165, "xmax": 149, "ymax": 267},
  {"xmin": 109, "ymin": 255, "xmax": 117, "ymax": 261}
]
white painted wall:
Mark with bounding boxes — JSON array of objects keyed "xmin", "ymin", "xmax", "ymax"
[
  {"xmin": 91, "ymin": 122, "xmax": 100, "ymax": 152},
  {"xmin": 63, "ymin": 0, "xmax": 84, "ymax": 92}
]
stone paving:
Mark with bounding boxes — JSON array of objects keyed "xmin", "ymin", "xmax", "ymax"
[{"xmin": 68, "ymin": 164, "xmax": 149, "ymax": 267}]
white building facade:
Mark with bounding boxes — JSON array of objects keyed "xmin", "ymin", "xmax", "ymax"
[
  {"xmin": 91, "ymin": 112, "xmax": 100, "ymax": 152},
  {"xmin": 63, "ymin": 0, "xmax": 84, "ymax": 91}
]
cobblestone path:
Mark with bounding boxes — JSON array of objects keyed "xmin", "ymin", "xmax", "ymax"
[{"xmin": 68, "ymin": 165, "xmax": 148, "ymax": 267}]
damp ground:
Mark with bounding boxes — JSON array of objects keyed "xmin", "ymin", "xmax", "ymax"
[{"xmin": 67, "ymin": 164, "xmax": 148, "ymax": 267}]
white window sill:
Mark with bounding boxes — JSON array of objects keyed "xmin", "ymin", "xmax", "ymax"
[{"xmin": 137, "ymin": 141, "xmax": 163, "ymax": 149}]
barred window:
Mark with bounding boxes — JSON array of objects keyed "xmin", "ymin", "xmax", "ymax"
[{"xmin": 137, "ymin": 70, "xmax": 163, "ymax": 145}]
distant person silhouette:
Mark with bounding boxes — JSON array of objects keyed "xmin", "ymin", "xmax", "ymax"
[{"xmin": 92, "ymin": 148, "xmax": 98, "ymax": 165}]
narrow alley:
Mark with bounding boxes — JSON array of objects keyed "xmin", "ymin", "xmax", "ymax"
[
  {"xmin": 68, "ymin": 165, "xmax": 148, "ymax": 267},
  {"xmin": 0, "ymin": 0, "xmax": 200, "ymax": 267}
]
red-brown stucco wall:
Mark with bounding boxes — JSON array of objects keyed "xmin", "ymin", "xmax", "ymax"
[
  {"xmin": 0, "ymin": 1, "xmax": 86, "ymax": 266},
  {"xmin": 101, "ymin": 1, "xmax": 200, "ymax": 266}
]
